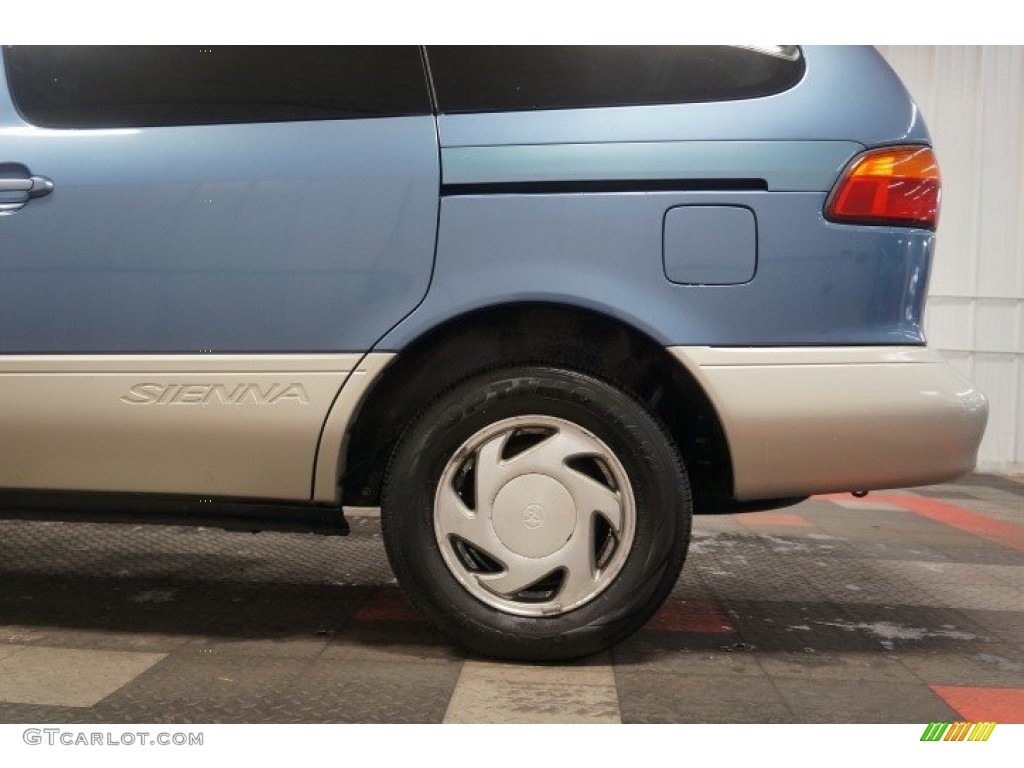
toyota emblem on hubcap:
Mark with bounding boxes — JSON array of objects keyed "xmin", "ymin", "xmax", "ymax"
[{"xmin": 522, "ymin": 504, "xmax": 545, "ymax": 530}]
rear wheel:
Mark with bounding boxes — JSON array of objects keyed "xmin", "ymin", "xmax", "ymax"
[{"xmin": 380, "ymin": 366, "xmax": 691, "ymax": 660}]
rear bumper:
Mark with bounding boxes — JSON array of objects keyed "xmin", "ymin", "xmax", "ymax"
[{"xmin": 668, "ymin": 346, "xmax": 989, "ymax": 501}]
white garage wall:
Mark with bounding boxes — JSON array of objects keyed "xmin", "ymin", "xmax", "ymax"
[{"xmin": 878, "ymin": 46, "xmax": 1024, "ymax": 475}]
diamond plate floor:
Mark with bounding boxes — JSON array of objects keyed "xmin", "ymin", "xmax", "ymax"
[{"xmin": 0, "ymin": 474, "xmax": 1021, "ymax": 723}]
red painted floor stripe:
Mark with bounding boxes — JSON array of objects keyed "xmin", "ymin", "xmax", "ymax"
[
  {"xmin": 814, "ymin": 493, "xmax": 1024, "ymax": 554},
  {"xmin": 354, "ymin": 587, "xmax": 425, "ymax": 622},
  {"xmin": 737, "ymin": 512, "xmax": 811, "ymax": 528},
  {"xmin": 644, "ymin": 598, "xmax": 737, "ymax": 633},
  {"xmin": 930, "ymin": 685, "xmax": 1024, "ymax": 724}
]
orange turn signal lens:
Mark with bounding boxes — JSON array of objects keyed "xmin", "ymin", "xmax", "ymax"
[{"xmin": 825, "ymin": 146, "xmax": 940, "ymax": 229}]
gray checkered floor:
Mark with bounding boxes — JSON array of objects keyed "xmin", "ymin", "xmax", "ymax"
[{"xmin": 1, "ymin": 475, "xmax": 1021, "ymax": 723}]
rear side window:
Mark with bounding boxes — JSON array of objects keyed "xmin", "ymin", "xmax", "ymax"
[
  {"xmin": 427, "ymin": 46, "xmax": 804, "ymax": 114},
  {"xmin": 3, "ymin": 46, "xmax": 431, "ymax": 128}
]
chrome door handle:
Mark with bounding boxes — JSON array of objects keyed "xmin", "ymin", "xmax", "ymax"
[
  {"xmin": 0, "ymin": 174, "xmax": 54, "ymax": 214},
  {"xmin": 0, "ymin": 178, "xmax": 32, "ymax": 192}
]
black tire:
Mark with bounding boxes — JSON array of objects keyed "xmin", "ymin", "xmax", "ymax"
[{"xmin": 380, "ymin": 366, "xmax": 692, "ymax": 661}]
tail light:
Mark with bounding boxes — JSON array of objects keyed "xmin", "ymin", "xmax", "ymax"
[{"xmin": 825, "ymin": 146, "xmax": 940, "ymax": 230}]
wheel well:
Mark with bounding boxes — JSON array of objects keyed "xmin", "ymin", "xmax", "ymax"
[{"xmin": 341, "ymin": 303, "xmax": 734, "ymax": 511}]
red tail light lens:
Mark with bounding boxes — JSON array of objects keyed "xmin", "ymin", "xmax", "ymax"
[{"xmin": 825, "ymin": 146, "xmax": 940, "ymax": 229}]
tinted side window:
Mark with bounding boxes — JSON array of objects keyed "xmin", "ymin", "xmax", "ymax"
[
  {"xmin": 428, "ymin": 46, "xmax": 804, "ymax": 114},
  {"xmin": 4, "ymin": 46, "xmax": 430, "ymax": 128}
]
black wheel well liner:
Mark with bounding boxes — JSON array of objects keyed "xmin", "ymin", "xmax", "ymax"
[{"xmin": 340, "ymin": 302, "xmax": 735, "ymax": 511}]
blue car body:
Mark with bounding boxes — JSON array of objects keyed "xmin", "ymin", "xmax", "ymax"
[{"xmin": 0, "ymin": 44, "xmax": 986, "ymax": 506}]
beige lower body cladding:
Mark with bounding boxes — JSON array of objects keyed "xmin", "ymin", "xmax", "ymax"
[{"xmin": 669, "ymin": 346, "xmax": 989, "ymax": 500}]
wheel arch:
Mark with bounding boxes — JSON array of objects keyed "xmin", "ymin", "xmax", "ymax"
[{"xmin": 337, "ymin": 301, "xmax": 735, "ymax": 512}]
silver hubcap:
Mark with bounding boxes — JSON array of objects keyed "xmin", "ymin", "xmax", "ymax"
[{"xmin": 433, "ymin": 415, "xmax": 636, "ymax": 617}]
